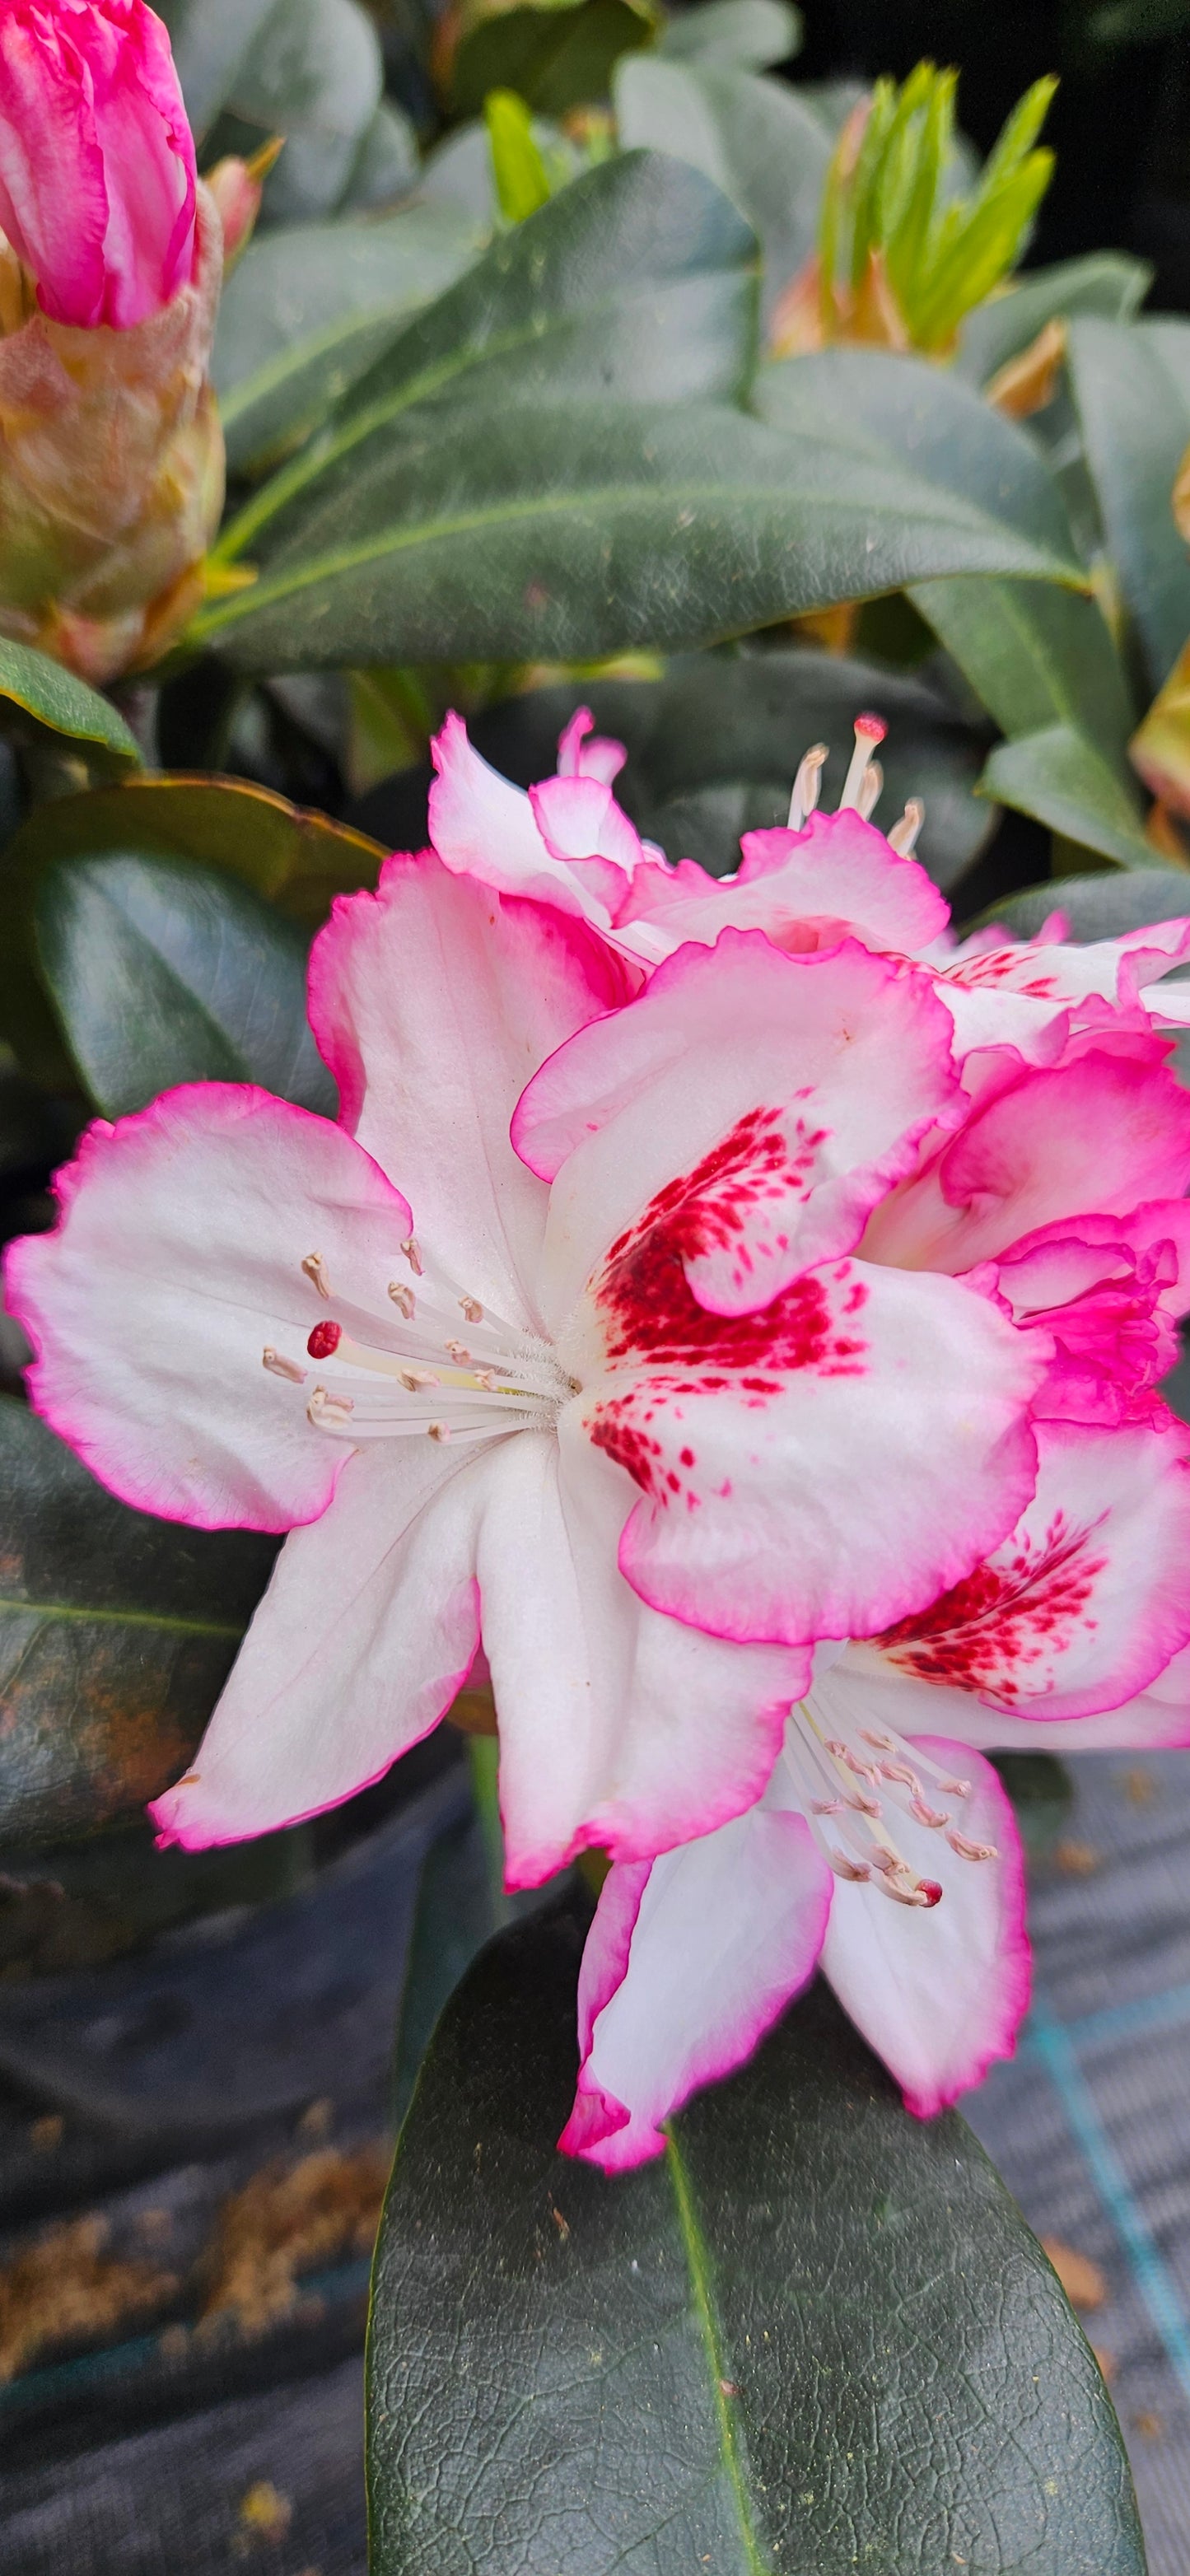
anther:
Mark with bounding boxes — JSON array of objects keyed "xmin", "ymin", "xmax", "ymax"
[
  {"xmin": 460, "ymin": 1295, "xmax": 483, "ymax": 1323},
  {"xmin": 936, "ymin": 1773, "xmax": 971, "ymax": 1799},
  {"xmin": 831, "ymin": 1850, "xmax": 872, "ymax": 1881},
  {"xmin": 910, "ymin": 1795, "xmax": 950, "ymax": 1830},
  {"xmin": 861, "ymin": 1729, "xmax": 898, "ymax": 1751},
  {"xmin": 889, "ymin": 797, "xmax": 924, "ymax": 857},
  {"xmin": 842, "ymin": 1786, "xmax": 881, "ymax": 1817},
  {"xmin": 879, "ymin": 1758, "xmax": 923, "ymax": 1795},
  {"xmin": 263, "ymin": 1346, "xmax": 306, "ymax": 1384},
  {"xmin": 307, "ymin": 1320, "xmax": 343, "ymax": 1360},
  {"xmin": 445, "ymin": 1340, "xmax": 471, "ymax": 1363},
  {"xmin": 427, "ymin": 1421, "xmax": 450, "ymax": 1442},
  {"xmin": 947, "ymin": 1830, "xmax": 998, "ymax": 1862},
  {"xmin": 308, "ymin": 1384, "xmax": 354, "ymax": 1426},
  {"xmin": 400, "ymin": 1237, "xmax": 424, "ymax": 1276},
  {"xmin": 828, "ymin": 1740, "xmax": 881, "ymax": 1787},
  {"xmin": 810, "ymin": 1797, "xmax": 846, "ymax": 1815},
  {"xmin": 787, "ymin": 741, "xmax": 828, "ymax": 829},
  {"xmin": 301, "ymin": 1252, "xmax": 331, "ymax": 1299},
  {"xmin": 856, "ymin": 758, "xmax": 883, "ymax": 821},
  {"xmin": 388, "ymin": 1280, "xmax": 416, "ymax": 1318},
  {"xmin": 840, "ymin": 713, "xmax": 887, "ymax": 810},
  {"xmin": 399, "ymin": 1367, "xmax": 440, "ymax": 1391}
]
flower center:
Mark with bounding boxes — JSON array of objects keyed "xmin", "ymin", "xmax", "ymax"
[
  {"xmin": 261, "ymin": 1237, "xmax": 576, "ymax": 1447},
  {"xmin": 782, "ymin": 1701, "xmax": 996, "ymax": 1906}
]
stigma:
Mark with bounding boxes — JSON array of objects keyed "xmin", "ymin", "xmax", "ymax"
[{"xmin": 262, "ymin": 1240, "xmax": 576, "ymax": 1447}]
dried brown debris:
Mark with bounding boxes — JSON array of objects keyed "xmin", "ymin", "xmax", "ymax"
[
  {"xmin": 0, "ymin": 2215, "xmax": 176, "ymax": 2381},
  {"xmin": 198, "ymin": 2144, "xmax": 389, "ymax": 2338}
]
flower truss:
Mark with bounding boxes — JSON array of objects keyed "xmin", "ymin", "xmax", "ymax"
[
  {"xmin": 8, "ymin": 703, "xmax": 1190, "ymax": 2167},
  {"xmin": 428, "ymin": 703, "xmax": 1190, "ymax": 2162}
]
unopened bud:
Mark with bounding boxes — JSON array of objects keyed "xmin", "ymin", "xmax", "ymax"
[{"xmin": 0, "ymin": 4, "xmax": 225, "ymax": 684}]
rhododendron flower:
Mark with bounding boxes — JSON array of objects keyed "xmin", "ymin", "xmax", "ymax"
[
  {"xmin": 429, "ymin": 706, "xmax": 1190, "ymax": 1040},
  {"xmin": 563, "ymin": 1416, "xmax": 1190, "ymax": 2168},
  {"xmin": 0, "ymin": 0, "xmax": 197, "ymax": 330},
  {"xmin": 7, "ymin": 855, "xmax": 1046, "ymax": 1890}
]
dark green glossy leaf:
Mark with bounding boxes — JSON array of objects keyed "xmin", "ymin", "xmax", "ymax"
[
  {"xmin": 231, "ymin": 0, "xmax": 383, "ymax": 222},
  {"xmin": 954, "ymin": 251, "xmax": 1150, "ymax": 388},
  {"xmin": 757, "ymin": 347, "xmax": 1136, "ymax": 773},
  {"xmin": 980, "ymin": 720, "xmax": 1155, "ymax": 868},
  {"xmin": 214, "ymin": 208, "xmax": 485, "ymax": 476},
  {"xmin": 195, "ymin": 399, "xmax": 1083, "ymax": 677},
  {"xmin": 0, "ymin": 638, "xmax": 141, "ymax": 771},
  {"xmin": 0, "ymin": 774, "xmax": 385, "ymax": 1085},
  {"xmin": 0, "ymin": 1398, "xmax": 278, "ymax": 1846},
  {"xmin": 1067, "ymin": 314, "xmax": 1190, "ymax": 698},
  {"xmin": 980, "ymin": 863, "xmax": 1190, "ymax": 938},
  {"xmin": 908, "ymin": 572, "xmax": 1135, "ymax": 760},
  {"xmin": 614, "ymin": 54, "xmax": 829, "ymax": 314},
  {"xmin": 35, "ymin": 852, "xmax": 335, "ymax": 1118},
  {"xmin": 658, "ymin": 0, "xmax": 801, "ymax": 67},
  {"xmin": 368, "ymin": 1900, "xmax": 1144, "ymax": 2575},
  {"xmin": 450, "ymin": 0, "xmax": 656, "ymax": 118},
  {"xmin": 212, "ymin": 153, "xmax": 763, "ymax": 575}
]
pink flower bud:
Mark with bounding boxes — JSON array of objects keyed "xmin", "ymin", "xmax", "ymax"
[{"xmin": 0, "ymin": 0, "xmax": 197, "ymax": 333}]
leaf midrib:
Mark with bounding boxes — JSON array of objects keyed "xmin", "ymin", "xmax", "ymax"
[
  {"xmin": 665, "ymin": 2130, "xmax": 767, "ymax": 2576},
  {"xmin": 0, "ymin": 1595, "xmax": 245, "ymax": 1639},
  {"xmin": 194, "ymin": 478, "xmax": 1078, "ymax": 643},
  {"xmin": 213, "ymin": 261, "xmax": 754, "ymax": 564}
]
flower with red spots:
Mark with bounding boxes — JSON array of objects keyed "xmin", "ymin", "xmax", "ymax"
[
  {"xmin": 562, "ymin": 1418, "xmax": 1190, "ymax": 2168},
  {"xmin": 7, "ymin": 852, "xmax": 1043, "ymax": 1900}
]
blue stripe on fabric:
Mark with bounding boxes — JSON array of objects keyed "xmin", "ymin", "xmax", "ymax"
[
  {"xmin": 1028, "ymin": 1995, "xmax": 1190, "ymax": 2410},
  {"xmin": 1021, "ymin": 1979, "xmax": 1190, "ymax": 2060}
]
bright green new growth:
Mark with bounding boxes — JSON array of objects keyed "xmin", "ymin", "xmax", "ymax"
[
  {"xmin": 819, "ymin": 61, "xmax": 1057, "ymax": 353},
  {"xmin": 484, "ymin": 87, "xmax": 557, "ymax": 222}
]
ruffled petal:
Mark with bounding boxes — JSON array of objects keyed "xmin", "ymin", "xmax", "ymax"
[
  {"xmin": 859, "ymin": 1416, "xmax": 1190, "ymax": 1723},
  {"xmin": 951, "ymin": 1641, "xmax": 1190, "ymax": 1752},
  {"xmin": 516, "ymin": 930, "xmax": 962, "ymax": 1324},
  {"xmin": 477, "ymin": 1426, "xmax": 810, "ymax": 1886},
  {"xmin": 618, "ymin": 806, "xmax": 950, "ymax": 957},
  {"xmin": 818, "ymin": 1738, "xmax": 1029, "ymax": 2116},
  {"xmin": 308, "ymin": 850, "xmax": 628, "ymax": 1330},
  {"xmin": 149, "ymin": 1438, "xmax": 485, "ymax": 1846},
  {"xmin": 572, "ymin": 1253, "xmax": 1042, "ymax": 1649},
  {"xmin": 558, "ymin": 1810, "xmax": 832, "ymax": 2170},
  {"xmin": 428, "ymin": 712, "xmax": 619, "ymax": 924},
  {"xmin": 866, "ymin": 1048, "xmax": 1190, "ymax": 1273},
  {"xmin": 5, "ymin": 1085, "xmax": 412, "ymax": 1531}
]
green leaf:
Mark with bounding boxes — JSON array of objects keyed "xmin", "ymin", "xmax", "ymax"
[
  {"xmin": 368, "ymin": 1901, "xmax": 1146, "ymax": 2575},
  {"xmin": 0, "ymin": 774, "xmax": 386, "ymax": 1085},
  {"xmin": 0, "ymin": 638, "xmax": 141, "ymax": 772},
  {"xmin": 977, "ymin": 864, "xmax": 1190, "ymax": 938},
  {"xmin": 156, "ymin": 0, "xmax": 277, "ymax": 138},
  {"xmin": 228, "ymin": 0, "xmax": 384, "ymax": 222},
  {"xmin": 390, "ymin": 1799, "xmax": 505, "ymax": 2126},
  {"xmin": 0, "ymin": 1397, "xmax": 278, "ymax": 1846},
  {"xmin": 194, "ymin": 396, "xmax": 1085, "ymax": 676},
  {"xmin": 614, "ymin": 54, "xmax": 831, "ymax": 316},
  {"xmin": 1066, "ymin": 313, "xmax": 1190, "ymax": 698},
  {"xmin": 450, "ymin": 0, "xmax": 656, "ymax": 120},
  {"xmin": 955, "ymin": 252, "xmax": 1151, "ymax": 388},
  {"xmin": 757, "ymin": 345, "xmax": 1135, "ymax": 768},
  {"xmin": 657, "ymin": 0, "xmax": 801, "ymax": 68},
  {"xmin": 34, "ymin": 852, "xmax": 335, "ymax": 1118},
  {"xmin": 484, "ymin": 87, "xmax": 555, "ymax": 222},
  {"xmin": 990, "ymin": 1751, "xmax": 1074, "ymax": 1862},
  {"xmin": 210, "ymin": 152, "xmax": 761, "ymax": 575},
  {"xmin": 908, "ymin": 572, "xmax": 1136, "ymax": 759},
  {"xmin": 979, "ymin": 720, "xmax": 1155, "ymax": 868},
  {"xmin": 213, "ymin": 208, "xmax": 485, "ymax": 477}
]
